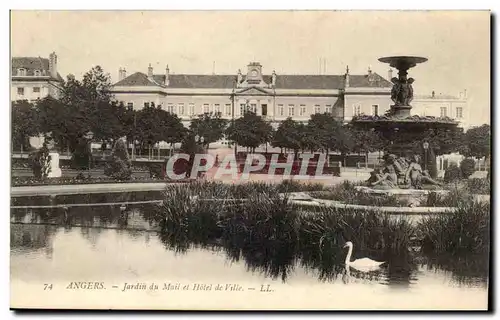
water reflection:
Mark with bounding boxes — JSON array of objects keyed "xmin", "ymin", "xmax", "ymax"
[
  {"xmin": 10, "ymin": 201, "xmax": 489, "ymax": 288},
  {"xmin": 11, "ymin": 191, "xmax": 164, "ymax": 207}
]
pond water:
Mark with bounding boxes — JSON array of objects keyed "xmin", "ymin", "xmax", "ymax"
[{"xmin": 10, "ymin": 198, "xmax": 489, "ymax": 310}]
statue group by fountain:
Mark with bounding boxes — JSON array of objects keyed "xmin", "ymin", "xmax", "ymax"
[
  {"xmin": 391, "ymin": 76, "xmax": 414, "ymax": 106},
  {"xmin": 366, "ymin": 153, "xmax": 442, "ymax": 190}
]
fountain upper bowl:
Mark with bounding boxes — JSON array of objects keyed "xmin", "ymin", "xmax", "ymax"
[{"xmin": 378, "ymin": 56, "xmax": 428, "ymax": 69}]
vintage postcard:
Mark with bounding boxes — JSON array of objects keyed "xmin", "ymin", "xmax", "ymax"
[{"xmin": 10, "ymin": 10, "xmax": 491, "ymax": 310}]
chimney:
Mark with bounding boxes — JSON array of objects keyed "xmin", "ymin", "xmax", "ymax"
[
  {"xmin": 432, "ymin": 91, "xmax": 435, "ymax": 98},
  {"xmin": 49, "ymin": 52, "xmax": 57, "ymax": 78},
  {"xmin": 271, "ymin": 70, "xmax": 277, "ymax": 87},
  {"xmin": 147, "ymin": 63, "xmax": 153, "ymax": 78},
  {"xmin": 118, "ymin": 67, "xmax": 127, "ymax": 81},
  {"xmin": 345, "ymin": 65, "xmax": 350, "ymax": 88},
  {"xmin": 388, "ymin": 68, "xmax": 393, "ymax": 80},
  {"xmin": 165, "ymin": 65, "xmax": 170, "ymax": 86},
  {"xmin": 367, "ymin": 65, "xmax": 372, "ymax": 75}
]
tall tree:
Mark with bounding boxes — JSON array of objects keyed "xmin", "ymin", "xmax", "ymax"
[
  {"xmin": 189, "ymin": 112, "xmax": 228, "ymax": 149},
  {"xmin": 81, "ymin": 66, "xmax": 113, "ymax": 103}
]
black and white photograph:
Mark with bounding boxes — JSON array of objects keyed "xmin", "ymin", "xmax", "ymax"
[{"xmin": 9, "ymin": 10, "xmax": 491, "ymax": 310}]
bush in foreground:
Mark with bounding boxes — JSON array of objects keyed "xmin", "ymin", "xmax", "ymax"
[
  {"xmin": 104, "ymin": 139, "xmax": 132, "ymax": 180},
  {"xmin": 460, "ymin": 158, "xmax": 476, "ymax": 179},
  {"xmin": 29, "ymin": 142, "xmax": 51, "ymax": 180},
  {"xmin": 444, "ymin": 163, "xmax": 462, "ymax": 183}
]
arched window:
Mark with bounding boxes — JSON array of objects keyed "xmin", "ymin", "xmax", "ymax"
[
  {"xmin": 17, "ymin": 68, "xmax": 26, "ymax": 76},
  {"xmin": 34, "ymin": 69, "xmax": 41, "ymax": 76}
]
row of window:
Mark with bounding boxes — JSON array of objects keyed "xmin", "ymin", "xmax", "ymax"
[
  {"xmin": 352, "ymin": 104, "xmax": 464, "ymax": 119},
  {"xmin": 130, "ymin": 102, "xmax": 337, "ymax": 118},
  {"xmin": 16, "ymin": 87, "xmax": 41, "ymax": 96},
  {"xmin": 353, "ymin": 104, "xmax": 379, "ymax": 116},
  {"xmin": 277, "ymin": 104, "xmax": 333, "ymax": 117},
  {"xmin": 131, "ymin": 102, "xmax": 234, "ymax": 117},
  {"xmin": 127, "ymin": 101, "xmax": 464, "ymax": 120},
  {"xmin": 16, "ymin": 68, "xmax": 43, "ymax": 77},
  {"xmin": 441, "ymin": 106, "xmax": 463, "ymax": 118}
]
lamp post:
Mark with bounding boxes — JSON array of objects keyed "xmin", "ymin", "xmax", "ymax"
[
  {"xmin": 85, "ymin": 131, "xmax": 94, "ymax": 176},
  {"xmin": 231, "ymin": 81, "xmax": 236, "ymax": 157},
  {"xmin": 423, "ymin": 141, "xmax": 429, "ymax": 171}
]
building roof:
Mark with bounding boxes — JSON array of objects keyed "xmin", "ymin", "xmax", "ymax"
[
  {"xmin": 414, "ymin": 94, "xmax": 461, "ymax": 100},
  {"xmin": 113, "ymin": 71, "xmax": 392, "ymax": 90},
  {"xmin": 12, "ymin": 57, "xmax": 64, "ymax": 82}
]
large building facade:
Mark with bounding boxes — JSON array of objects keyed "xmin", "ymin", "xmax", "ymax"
[
  {"xmin": 111, "ymin": 62, "xmax": 470, "ymax": 130},
  {"xmin": 111, "ymin": 62, "xmax": 393, "ymax": 128},
  {"xmin": 11, "ymin": 52, "xmax": 64, "ymax": 102}
]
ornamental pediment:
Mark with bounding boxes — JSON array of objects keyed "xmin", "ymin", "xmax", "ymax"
[{"xmin": 235, "ymin": 86, "xmax": 272, "ymax": 96}]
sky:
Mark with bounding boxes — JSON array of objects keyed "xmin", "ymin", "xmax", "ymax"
[{"xmin": 10, "ymin": 10, "xmax": 490, "ymax": 125}]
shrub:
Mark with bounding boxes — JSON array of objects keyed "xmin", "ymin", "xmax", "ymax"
[
  {"xmin": 29, "ymin": 142, "xmax": 51, "ymax": 180},
  {"xmin": 443, "ymin": 163, "xmax": 462, "ymax": 183},
  {"xmin": 466, "ymin": 178, "xmax": 490, "ymax": 195},
  {"xmin": 71, "ymin": 137, "xmax": 93, "ymax": 170},
  {"xmin": 104, "ymin": 139, "xmax": 132, "ymax": 180},
  {"xmin": 460, "ymin": 158, "xmax": 476, "ymax": 179}
]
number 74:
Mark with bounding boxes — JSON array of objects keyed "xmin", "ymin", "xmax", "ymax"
[{"xmin": 43, "ymin": 284, "xmax": 53, "ymax": 290}]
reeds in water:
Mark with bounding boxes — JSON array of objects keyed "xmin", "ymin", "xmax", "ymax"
[{"xmin": 418, "ymin": 201, "xmax": 490, "ymax": 254}]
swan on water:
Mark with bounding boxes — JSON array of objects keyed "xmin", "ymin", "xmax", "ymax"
[{"xmin": 343, "ymin": 241, "xmax": 385, "ymax": 272}]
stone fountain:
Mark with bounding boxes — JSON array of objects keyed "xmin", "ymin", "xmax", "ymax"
[
  {"xmin": 351, "ymin": 56, "xmax": 460, "ymax": 181},
  {"xmin": 350, "ymin": 56, "xmax": 461, "ymax": 204}
]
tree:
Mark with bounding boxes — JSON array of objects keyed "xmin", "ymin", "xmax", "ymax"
[
  {"xmin": 189, "ymin": 112, "xmax": 228, "ymax": 149},
  {"xmin": 36, "ymin": 96, "xmax": 88, "ymax": 152},
  {"xmin": 272, "ymin": 118, "xmax": 303, "ymax": 154},
  {"xmin": 306, "ymin": 113, "xmax": 350, "ymax": 156},
  {"xmin": 226, "ymin": 111, "xmax": 273, "ymax": 153},
  {"xmin": 61, "ymin": 66, "xmax": 112, "ymax": 105},
  {"xmin": 345, "ymin": 125, "xmax": 384, "ymax": 167},
  {"xmin": 463, "ymin": 124, "xmax": 491, "ymax": 159},
  {"xmin": 135, "ymin": 105, "xmax": 163, "ymax": 158},
  {"xmin": 89, "ymin": 100, "xmax": 128, "ymax": 146},
  {"xmin": 160, "ymin": 110, "xmax": 187, "ymax": 155},
  {"xmin": 428, "ymin": 127, "xmax": 465, "ymax": 156},
  {"xmin": 12, "ymin": 100, "xmax": 39, "ymax": 152}
]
